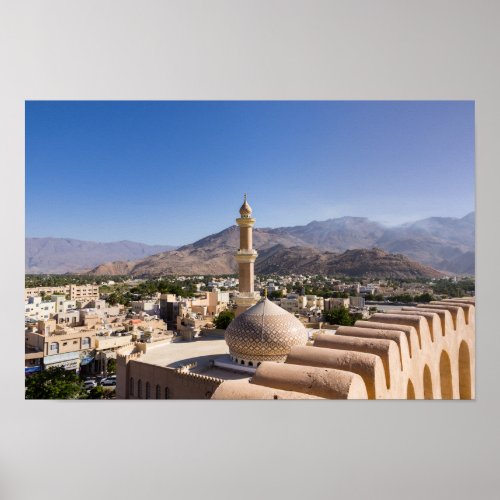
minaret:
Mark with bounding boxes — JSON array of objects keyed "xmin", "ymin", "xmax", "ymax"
[{"xmin": 235, "ymin": 194, "xmax": 261, "ymax": 316}]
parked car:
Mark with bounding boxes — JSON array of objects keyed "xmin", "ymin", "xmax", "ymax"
[
  {"xmin": 100, "ymin": 378, "xmax": 117, "ymax": 387},
  {"xmin": 84, "ymin": 380, "xmax": 97, "ymax": 389}
]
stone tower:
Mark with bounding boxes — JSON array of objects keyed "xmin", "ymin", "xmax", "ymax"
[{"xmin": 235, "ymin": 194, "xmax": 261, "ymax": 316}]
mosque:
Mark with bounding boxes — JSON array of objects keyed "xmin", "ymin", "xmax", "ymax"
[
  {"xmin": 226, "ymin": 195, "xmax": 309, "ymax": 367},
  {"xmin": 116, "ymin": 196, "xmax": 475, "ymax": 400}
]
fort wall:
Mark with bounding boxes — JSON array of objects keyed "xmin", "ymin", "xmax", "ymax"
[{"xmin": 213, "ymin": 298, "xmax": 475, "ymax": 400}]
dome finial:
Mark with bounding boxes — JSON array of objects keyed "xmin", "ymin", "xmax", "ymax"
[{"xmin": 239, "ymin": 193, "xmax": 252, "ymax": 217}]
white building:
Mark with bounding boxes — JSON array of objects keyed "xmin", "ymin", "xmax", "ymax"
[{"xmin": 25, "ymin": 296, "xmax": 56, "ymax": 321}]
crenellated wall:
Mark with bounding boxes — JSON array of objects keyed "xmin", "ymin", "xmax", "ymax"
[{"xmin": 212, "ymin": 298, "xmax": 475, "ymax": 400}]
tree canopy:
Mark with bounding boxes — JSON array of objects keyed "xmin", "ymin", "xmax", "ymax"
[
  {"xmin": 324, "ymin": 306, "xmax": 362, "ymax": 326},
  {"xmin": 214, "ymin": 310, "xmax": 235, "ymax": 330},
  {"xmin": 25, "ymin": 367, "xmax": 87, "ymax": 400}
]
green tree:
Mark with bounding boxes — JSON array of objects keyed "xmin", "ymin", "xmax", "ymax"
[
  {"xmin": 214, "ymin": 310, "xmax": 235, "ymax": 330},
  {"xmin": 25, "ymin": 367, "xmax": 87, "ymax": 399},
  {"xmin": 415, "ymin": 292, "xmax": 433, "ymax": 303},
  {"xmin": 107, "ymin": 358, "xmax": 117, "ymax": 374},
  {"xmin": 324, "ymin": 306, "xmax": 356, "ymax": 326},
  {"xmin": 88, "ymin": 385, "xmax": 106, "ymax": 399}
]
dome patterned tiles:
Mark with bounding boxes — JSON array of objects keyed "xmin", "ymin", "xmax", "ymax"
[{"xmin": 225, "ymin": 298, "xmax": 308, "ymax": 365}]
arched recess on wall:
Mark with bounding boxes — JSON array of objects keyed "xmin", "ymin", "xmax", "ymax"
[
  {"xmin": 407, "ymin": 379, "xmax": 416, "ymax": 399},
  {"xmin": 459, "ymin": 341, "xmax": 472, "ymax": 400},
  {"xmin": 423, "ymin": 365, "xmax": 433, "ymax": 400},
  {"xmin": 439, "ymin": 350, "xmax": 453, "ymax": 399}
]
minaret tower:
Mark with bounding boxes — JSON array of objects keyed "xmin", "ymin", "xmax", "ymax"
[{"xmin": 235, "ymin": 194, "xmax": 261, "ymax": 316}]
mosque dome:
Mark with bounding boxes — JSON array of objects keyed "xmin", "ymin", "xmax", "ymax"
[
  {"xmin": 225, "ymin": 299, "xmax": 308, "ymax": 366},
  {"xmin": 239, "ymin": 194, "xmax": 253, "ymax": 217}
]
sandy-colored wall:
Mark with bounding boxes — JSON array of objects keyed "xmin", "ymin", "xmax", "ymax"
[
  {"xmin": 214, "ymin": 298, "xmax": 475, "ymax": 400},
  {"xmin": 118, "ymin": 359, "xmax": 222, "ymax": 400}
]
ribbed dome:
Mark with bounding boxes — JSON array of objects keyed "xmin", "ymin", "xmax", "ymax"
[{"xmin": 225, "ymin": 299, "xmax": 308, "ymax": 365}]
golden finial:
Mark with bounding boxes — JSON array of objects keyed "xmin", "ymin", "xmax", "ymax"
[{"xmin": 239, "ymin": 193, "xmax": 252, "ymax": 216}]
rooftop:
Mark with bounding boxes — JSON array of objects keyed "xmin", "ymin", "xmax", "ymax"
[{"xmin": 136, "ymin": 336, "xmax": 250, "ymax": 381}]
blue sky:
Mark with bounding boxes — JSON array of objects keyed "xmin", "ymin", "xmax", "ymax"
[{"xmin": 26, "ymin": 101, "xmax": 475, "ymax": 245}]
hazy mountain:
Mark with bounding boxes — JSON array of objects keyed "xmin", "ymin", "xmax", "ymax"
[
  {"xmin": 31, "ymin": 212, "xmax": 474, "ymax": 276},
  {"xmin": 272, "ymin": 213, "xmax": 475, "ymax": 274},
  {"xmin": 272, "ymin": 217, "xmax": 385, "ymax": 252},
  {"xmin": 26, "ymin": 238, "xmax": 176, "ymax": 274}
]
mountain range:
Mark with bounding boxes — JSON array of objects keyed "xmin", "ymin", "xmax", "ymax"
[
  {"xmin": 26, "ymin": 212, "xmax": 474, "ymax": 277},
  {"xmin": 25, "ymin": 238, "xmax": 175, "ymax": 274}
]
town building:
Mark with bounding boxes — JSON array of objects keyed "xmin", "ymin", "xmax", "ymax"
[
  {"xmin": 324, "ymin": 297, "xmax": 350, "ymax": 310},
  {"xmin": 24, "ymin": 283, "xmax": 100, "ymax": 301},
  {"xmin": 25, "ymin": 296, "xmax": 56, "ymax": 321},
  {"xmin": 25, "ymin": 322, "xmax": 97, "ymax": 373}
]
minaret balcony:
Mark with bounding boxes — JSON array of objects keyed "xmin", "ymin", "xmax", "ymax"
[
  {"xmin": 236, "ymin": 217, "xmax": 256, "ymax": 227},
  {"xmin": 235, "ymin": 249, "xmax": 258, "ymax": 263}
]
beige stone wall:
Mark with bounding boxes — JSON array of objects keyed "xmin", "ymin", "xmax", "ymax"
[
  {"xmin": 117, "ymin": 356, "xmax": 222, "ymax": 400},
  {"xmin": 214, "ymin": 298, "xmax": 475, "ymax": 400}
]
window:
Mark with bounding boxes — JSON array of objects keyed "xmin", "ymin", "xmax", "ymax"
[
  {"xmin": 137, "ymin": 380, "xmax": 142, "ymax": 399},
  {"xmin": 63, "ymin": 342, "xmax": 67, "ymax": 346},
  {"xmin": 156, "ymin": 384, "xmax": 161, "ymax": 399},
  {"xmin": 130, "ymin": 378, "xmax": 134, "ymax": 397},
  {"xmin": 146, "ymin": 382, "xmax": 151, "ymax": 399},
  {"xmin": 82, "ymin": 337, "xmax": 90, "ymax": 348},
  {"xmin": 73, "ymin": 340, "xmax": 77, "ymax": 344},
  {"xmin": 164, "ymin": 387, "xmax": 170, "ymax": 399},
  {"xmin": 50, "ymin": 342, "xmax": 59, "ymax": 353}
]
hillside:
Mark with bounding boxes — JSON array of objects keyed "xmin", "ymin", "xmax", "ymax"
[
  {"xmin": 89, "ymin": 240, "xmax": 444, "ymax": 280},
  {"xmin": 255, "ymin": 245, "xmax": 444, "ymax": 279},
  {"xmin": 89, "ymin": 226, "xmax": 308, "ymax": 276}
]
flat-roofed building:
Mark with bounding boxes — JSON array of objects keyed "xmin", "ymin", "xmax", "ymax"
[
  {"xmin": 25, "ymin": 325, "xmax": 97, "ymax": 373},
  {"xmin": 324, "ymin": 297, "xmax": 350, "ymax": 310},
  {"xmin": 25, "ymin": 296, "xmax": 56, "ymax": 321}
]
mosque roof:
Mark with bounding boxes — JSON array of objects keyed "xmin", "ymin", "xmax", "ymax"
[{"xmin": 225, "ymin": 298, "xmax": 308, "ymax": 363}]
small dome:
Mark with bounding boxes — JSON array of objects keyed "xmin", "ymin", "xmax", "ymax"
[
  {"xmin": 225, "ymin": 299, "xmax": 308, "ymax": 364},
  {"xmin": 239, "ymin": 194, "xmax": 252, "ymax": 216}
]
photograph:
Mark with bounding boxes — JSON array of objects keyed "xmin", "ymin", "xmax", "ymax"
[{"xmin": 25, "ymin": 100, "xmax": 475, "ymax": 400}]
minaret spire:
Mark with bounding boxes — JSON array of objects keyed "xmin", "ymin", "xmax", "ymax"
[{"xmin": 235, "ymin": 194, "xmax": 260, "ymax": 316}]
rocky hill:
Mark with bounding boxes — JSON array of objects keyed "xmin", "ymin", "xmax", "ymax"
[
  {"xmin": 89, "ymin": 226, "xmax": 308, "ymax": 276},
  {"xmin": 255, "ymin": 245, "xmax": 444, "ymax": 279}
]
